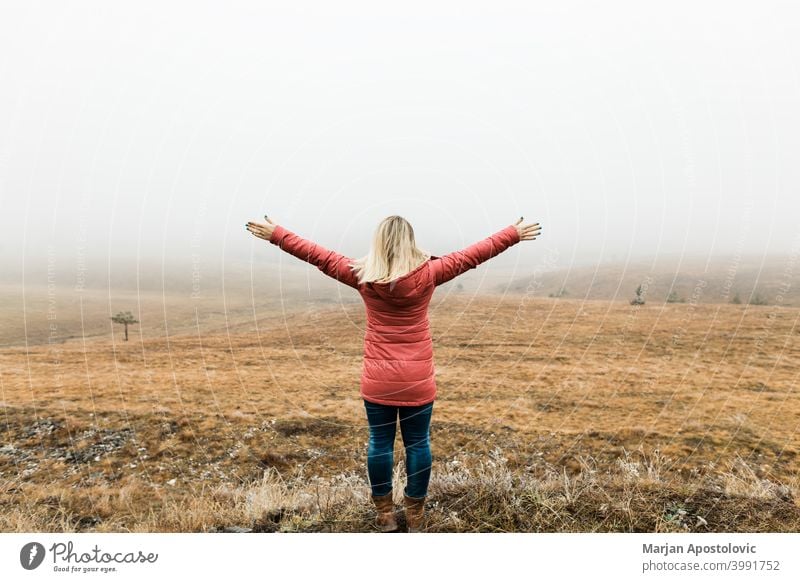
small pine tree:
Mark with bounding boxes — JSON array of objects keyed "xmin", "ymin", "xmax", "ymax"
[
  {"xmin": 630, "ymin": 284, "xmax": 645, "ymax": 306},
  {"xmin": 749, "ymin": 292, "xmax": 768, "ymax": 306},
  {"xmin": 111, "ymin": 311, "xmax": 139, "ymax": 341},
  {"xmin": 730, "ymin": 292, "xmax": 741, "ymax": 304},
  {"xmin": 666, "ymin": 290, "xmax": 680, "ymax": 303}
]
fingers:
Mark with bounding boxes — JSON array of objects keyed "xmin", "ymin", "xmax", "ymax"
[
  {"xmin": 513, "ymin": 217, "xmax": 541, "ymax": 231},
  {"xmin": 245, "ymin": 221, "xmax": 271, "ymax": 240},
  {"xmin": 519, "ymin": 221, "xmax": 542, "ymax": 241},
  {"xmin": 522, "ymin": 223, "xmax": 541, "ymax": 234}
]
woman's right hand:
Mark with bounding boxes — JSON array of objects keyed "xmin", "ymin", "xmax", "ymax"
[{"xmin": 514, "ymin": 217, "xmax": 542, "ymax": 241}]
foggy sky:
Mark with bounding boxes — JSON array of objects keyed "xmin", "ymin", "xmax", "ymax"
[{"xmin": 1, "ymin": 0, "xmax": 798, "ymax": 280}]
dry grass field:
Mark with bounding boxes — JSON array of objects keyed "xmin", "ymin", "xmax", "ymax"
[{"xmin": 1, "ymin": 281, "xmax": 799, "ymax": 532}]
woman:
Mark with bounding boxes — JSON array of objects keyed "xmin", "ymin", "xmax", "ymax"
[{"xmin": 246, "ymin": 215, "xmax": 542, "ymax": 532}]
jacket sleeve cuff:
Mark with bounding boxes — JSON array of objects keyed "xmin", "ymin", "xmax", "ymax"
[
  {"xmin": 269, "ymin": 224, "xmax": 286, "ymax": 245},
  {"xmin": 506, "ymin": 224, "xmax": 521, "ymax": 244}
]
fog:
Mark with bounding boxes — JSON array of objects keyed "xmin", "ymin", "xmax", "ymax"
[{"xmin": 1, "ymin": 0, "xmax": 798, "ymax": 283}]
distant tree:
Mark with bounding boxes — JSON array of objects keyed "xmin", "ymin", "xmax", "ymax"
[
  {"xmin": 666, "ymin": 290, "xmax": 685, "ymax": 304},
  {"xmin": 630, "ymin": 284, "xmax": 645, "ymax": 306},
  {"xmin": 111, "ymin": 311, "xmax": 139, "ymax": 341},
  {"xmin": 749, "ymin": 292, "xmax": 769, "ymax": 306},
  {"xmin": 456, "ymin": 283, "xmax": 464, "ymax": 292},
  {"xmin": 731, "ymin": 292, "xmax": 742, "ymax": 305},
  {"xmin": 548, "ymin": 287, "xmax": 568, "ymax": 298}
]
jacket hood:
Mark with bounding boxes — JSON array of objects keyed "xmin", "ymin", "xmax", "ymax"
[{"xmin": 364, "ymin": 257, "xmax": 435, "ymax": 302}]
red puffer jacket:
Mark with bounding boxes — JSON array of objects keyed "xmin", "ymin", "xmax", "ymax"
[{"xmin": 268, "ymin": 223, "xmax": 521, "ymax": 406}]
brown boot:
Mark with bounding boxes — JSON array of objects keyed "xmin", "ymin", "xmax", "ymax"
[
  {"xmin": 403, "ymin": 494, "xmax": 426, "ymax": 532},
  {"xmin": 371, "ymin": 491, "xmax": 398, "ymax": 532}
]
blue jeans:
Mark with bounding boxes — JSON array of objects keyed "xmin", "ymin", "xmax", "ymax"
[{"xmin": 363, "ymin": 399, "xmax": 433, "ymax": 499}]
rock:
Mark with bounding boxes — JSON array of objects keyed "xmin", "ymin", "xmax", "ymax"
[{"xmin": 23, "ymin": 419, "xmax": 61, "ymax": 438}]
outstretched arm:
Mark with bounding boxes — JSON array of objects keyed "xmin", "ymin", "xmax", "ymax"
[
  {"xmin": 430, "ymin": 218, "xmax": 541, "ymax": 286},
  {"xmin": 247, "ymin": 216, "xmax": 360, "ymax": 290}
]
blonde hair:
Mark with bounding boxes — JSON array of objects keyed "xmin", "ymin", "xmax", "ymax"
[{"xmin": 351, "ymin": 215, "xmax": 431, "ymax": 285}]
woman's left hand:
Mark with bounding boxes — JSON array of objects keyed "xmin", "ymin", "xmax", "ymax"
[{"xmin": 246, "ymin": 215, "xmax": 277, "ymax": 241}]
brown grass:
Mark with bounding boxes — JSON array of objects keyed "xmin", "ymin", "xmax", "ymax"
[{"xmin": 1, "ymin": 294, "xmax": 799, "ymax": 532}]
